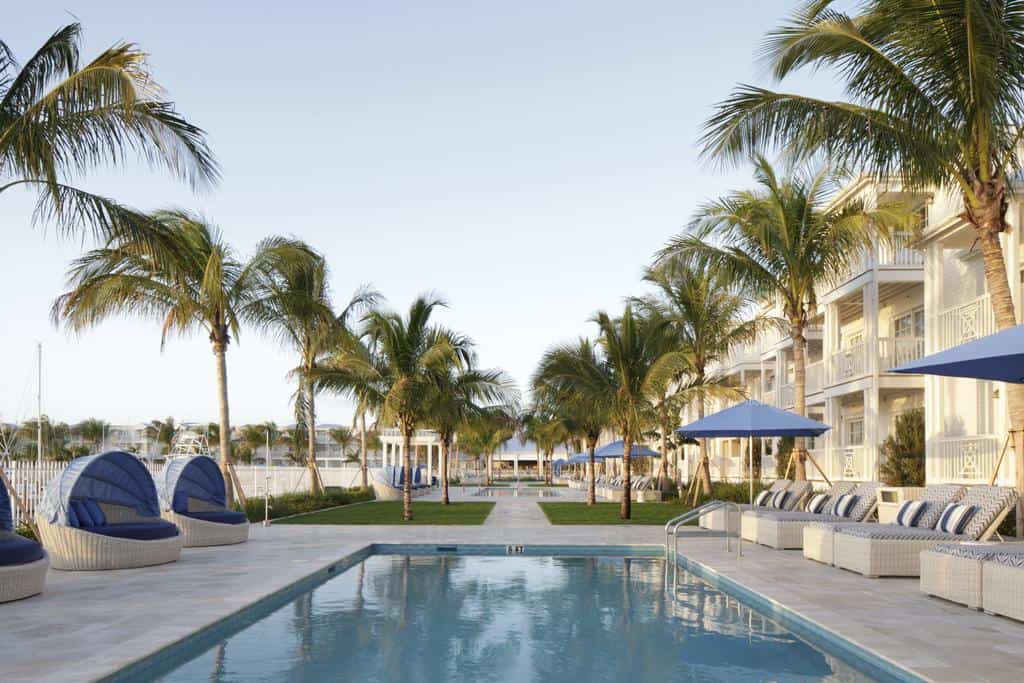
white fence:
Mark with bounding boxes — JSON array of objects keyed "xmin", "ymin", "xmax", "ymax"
[{"xmin": 1, "ymin": 460, "xmax": 366, "ymax": 529}]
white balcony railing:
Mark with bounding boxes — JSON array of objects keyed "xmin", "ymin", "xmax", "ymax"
[
  {"xmin": 937, "ymin": 294, "xmax": 996, "ymax": 351},
  {"xmin": 880, "ymin": 336, "xmax": 925, "ymax": 371},
  {"xmin": 805, "ymin": 361, "xmax": 824, "ymax": 394},
  {"xmin": 763, "ymin": 390, "xmax": 776, "ymax": 406},
  {"xmin": 928, "ymin": 435, "xmax": 1002, "ymax": 483},
  {"xmin": 825, "ymin": 446, "xmax": 870, "ymax": 481},
  {"xmin": 779, "ymin": 384, "xmax": 794, "ymax": 407},
  {"xmin": 830, "ymin": 343, "xmax": 867, "ymax": 383},
  {"xmin": 877, "ymin": 232, "xmax": 924, "ymax": 267}
]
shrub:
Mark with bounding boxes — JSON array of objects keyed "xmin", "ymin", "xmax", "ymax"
[
  {"xmin": 242, "ymin": 487, "xmax": 375, "ymax": 522},
  {"xmin": 879, "ymin": 408, "xmax": 925, "ymax": 486}
]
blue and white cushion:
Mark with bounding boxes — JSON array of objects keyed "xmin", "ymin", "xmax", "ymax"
[
  {"xmin": 806, "ymin": 494, "xmax": 830, "ymax": 514},
  {"xmin": 833, "ymin": 494, "xmax": 859, "ymax": 518},
  {"xmin": 894, "ymin": 500, "xmax": 927, "ymax": 527},
  {"xmin": 754, "ymin": 490, "xmax": 772, "ymax": 507},
  {"xmin": 770, "ymin": 491, "xmax": 790, "ymax": 510},
  {"xmin": 937, "ymin": 503, "xmax": 976, "ymax": 535}
]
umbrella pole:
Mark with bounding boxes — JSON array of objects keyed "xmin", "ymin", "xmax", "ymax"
[{"xmin": 748, "ymin": 436, "xmax": 753, "ymax": 505}]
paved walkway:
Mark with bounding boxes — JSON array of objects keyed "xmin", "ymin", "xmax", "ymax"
[{"xmin": 5, "ymin": 493, "xmax": 1024, "ymax": 682}]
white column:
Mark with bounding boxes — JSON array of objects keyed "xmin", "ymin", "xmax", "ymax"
[
  {"xmin": 427, "ymin": 444, "xmax": 434, "ymax": 484},
  {"xmin": 825, "ymin": 397, "xmax": 838, "ymax": 480},
  {"xmin": 924, "ymin": 240, "xmax": 943, "ymax": 484},
  {"xmin": 863, "ymin": 279, "xmax": 880, "ymax": 377},
  {"xmin": 864, "ymin": 388, "xmax": 880, "ymax": 481}
]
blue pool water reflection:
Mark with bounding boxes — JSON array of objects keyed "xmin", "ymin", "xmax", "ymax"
[{"xmin": 156, "ymin": 555, "xmax": 876, "ymax": 682}]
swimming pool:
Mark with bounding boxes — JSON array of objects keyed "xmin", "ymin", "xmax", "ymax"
[
  {"xmin": 474, "ymin": 486, "xmax": 560, "ymax": 497},
  {"xmin": 124, "ymin": 548, "xmax": 912, "ymax": 682}
]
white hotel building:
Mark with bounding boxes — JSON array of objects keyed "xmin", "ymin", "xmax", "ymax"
[{"xmin": 686, "ymin": 176, "xmax": 1019, "ymax": 490}]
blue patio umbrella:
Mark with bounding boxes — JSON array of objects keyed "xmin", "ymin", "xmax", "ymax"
[
  {"xmin": 677, "ymin": 400, "xmax": 831, "ymax": 503},
  {"xmin": 595, "ymin": 440, "xmax": 660, "ymax": 458}
]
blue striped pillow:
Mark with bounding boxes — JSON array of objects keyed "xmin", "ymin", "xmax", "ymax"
[
  {"xmin": 754, "ymin": 490, "xmax": 772, "ymax": 507},
  {"xmin": 770, "ymin": 491, "xmax": 790, "ymax": 509},
  {"xmin": 895, "ymin": 500, "xmax": 927, "ymax": 527},
  {"xmin": 833, "ymin": 494, "xmax": 859, "ymax": 518},
  {"xmin": 806, "ymin": 494, "xmax": 829, "ymax": 514},
  {"xmin": 937, "ymin": 503, "xmax": 976, "ymax": 535}
]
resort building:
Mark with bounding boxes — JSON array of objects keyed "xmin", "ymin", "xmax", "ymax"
[{"xmin": 687, "ymin": 176, "xmax": 1018, "ymax": 490}]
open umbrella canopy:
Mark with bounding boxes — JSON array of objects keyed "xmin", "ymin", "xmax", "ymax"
[
  {"xmin": 568, "ymin": 452, "xmax": 606, "ymax": 465},
  {"xmin": 677, "ymin": 400, "xmax": 830, "ymax": 438},
  {"xmin": 595, "ymin": 440, "xmax": 659, "ymax": 458},
  {"xmin": 893, "ymin": 324, "xmax": 1024, "ymax": 383}
]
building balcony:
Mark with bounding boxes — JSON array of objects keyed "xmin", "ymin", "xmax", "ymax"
[
  {"xmin": 937, "ymin": 293, "xmax": 996, "ymax": 351},
  {"xmin": 840, "ymin": 232, "xmax": 924, "ymax": 281},
  {"xmin": 927, "ymin": 435, "xmax": 1002, "ymax": 484},
  {"xmin": 829, "ymin": 343, "xmax": 867, "ymax": 384},
  {"xmin": 879, "ymin": 336, "xmax": 925, "ymax": 371}
]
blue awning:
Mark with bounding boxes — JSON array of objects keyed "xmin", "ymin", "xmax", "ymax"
[
  {"xmin": 893, "ymin": 325, "xmax": 1024, "ymax": 383},
  {"xmin": 156, "ymin": 455, "xmax": 226, "ymax": 513},
  {"xmin": 677, "ymin": 400, "xmax": 830, "ymax": 438},
  {"xmin": 38, "ymin": 451, "xmax": 161, "ymax": 526},
  {"xmin": 0, "ymin": 474, "xmax": 12, "ymax": 532},
  {"xmin": 595, "ymin": 440, "xmax": 659, "ymax": 458}
]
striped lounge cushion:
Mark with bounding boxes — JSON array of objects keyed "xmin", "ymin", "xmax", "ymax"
[
  {"xmin": 770, "ymin": 491, "xmax": 790, "ymax": 510},
  {"xmin": 806, "ymin": 494, "xmax": 830, "ymax": 514},
  {"xmin": 895, "ymin": 500, "xmax": 927, "ymax": 527},
  {"xmin": 833, "ymin": 494, "xmax": 859, "ymax": 518},
  {"xmin": 937, "ymin": 503, "xmax": 977, "ymax": 535},
  {"xmin": 754, "ymin": 490, "xmax": 772, "ymax": 507}
]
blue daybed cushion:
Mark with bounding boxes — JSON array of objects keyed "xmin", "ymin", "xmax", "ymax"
[
  {"xmin": 182, "ymin": 510, "xmax": 248, "ymax": 525},
  {"xmin": 83, "ymin": 499, "xmax": 106, "ymax": 526},
  {"xmin": 89, "ymin": 521, "xmax": 180, "ymax": 541},
  {"xmin": 0, "ymin": 535, "xmax": 45, "ymax": 566},
  {"xmin": 71, "ymin": 500, "xmax": 94, "ymax": 527}
]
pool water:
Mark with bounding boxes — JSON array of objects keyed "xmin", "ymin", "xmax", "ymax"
[
  {"xmin": 474, "ymin": 486, "xmax": 560, "ymax": 497},
  {"xmin": 153, "ymin": 555, "xmax": 881, "ymax": 682}
]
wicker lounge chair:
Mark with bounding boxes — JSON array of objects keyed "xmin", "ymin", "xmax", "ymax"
[
  {"xmin": 699, "ymin": 480, "xmax": 809, "ymax": 534},
  {"xmin": 982, "ymin": 550, "xmax": 1024, "ymax": 622},
  {"xmin": 156, "ymin": 455, "xmax": 249, "ymax": 547},
  {"xmin": 802, "ymin": 483, "xmax": 964, "ymax": 566},
  {"xmin": 833, "ymin": 485, "xmax": 1017, "ymax": 578},
  {"xmin": 920, "ymin": 542, "xmax": 1024, "ymax": 610},
  {"xmin": 35, "ymin": 451, "xmax": 182, "ymax": 571},
  {"xmin": 740, "ymin": 480, "xmax": 863, "ymax": 547},
  {"xmin": 0, "ymin": 476, "xmax": 47, "ymax": 603}
]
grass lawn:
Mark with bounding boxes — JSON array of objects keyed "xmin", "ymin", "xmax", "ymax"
[
  {"xmin": 538, "ymin": 501, "xmax": 693, "ymax": 525},
  {"xmin": 276, "ymin": 501, "xmax": 496, "ymax": 525}
]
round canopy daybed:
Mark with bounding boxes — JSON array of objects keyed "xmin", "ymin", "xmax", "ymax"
[
  {"xmin": 36, "ymin": 451, "xmax": 182, "ymax": 570},
  {"xmin": 156, "ymin": 455, "xmax": 248, "ymax": 547},
  {"xmin": 0, "ymin": 474, "xmax": 48, "ymax": 601}
]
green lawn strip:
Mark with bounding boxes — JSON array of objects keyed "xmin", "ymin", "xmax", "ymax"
[
  {"xmin": 276, "ymin": 501, "xmax": 496, "ymax": 525},
  {"xmin": 538, "ymin": 501, "xmax": 696, "ymax": 525}
]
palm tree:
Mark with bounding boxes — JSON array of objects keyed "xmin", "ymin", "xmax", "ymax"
[
  {"xmin": 145, "ymin": 417, "xmax": 176, "ymax": 457},
  {"xmin": 318, "ymin": 296, "xmax": 469, "ymax": 520},
  {"xmin": 329, "ymin": 426, "xmax": 358, "ymax": 463},
  {"xmin": 635, "ymin": 262, "xmax": 762, "ymax": 495},
  {"xmin": 593, "ymin": 306, "xmax": 685, "ymax": 518},
  {"xmin": 459, "ymin": 407, "xmax": 518, "ymax": 486},
  {"xmin": 532, "ymin": 339, "xmax": 614, "ymax": 505},
  {"xmin": 658, "ymin": 158, "xmax": 901, "ymax": 480},
  {"xmin": 51, "ymin": 209, "xmax": 312, "ymax": 503},
  {"xmin": 425, "ymin": 362, "xmax": 516, "ymax": 504},
  {"xmin": 74, "ymin": 418, "xmax": 108, "ymax": 453},
  {"xmin": 1, "ymin": 24, "xmax": 217, "ymax": 244},
  {"xmin": 238, "ymin": 423, "xmax": 270, "ymax": 464},
  {"xmin": 702, "ymin": 1, "xmax": 1024, "ymax": 497}
]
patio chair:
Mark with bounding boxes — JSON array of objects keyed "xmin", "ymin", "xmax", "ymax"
[
  {"xmin": 699, "ymin": 479, "xmax": 796, "ymax": 534},
  {"xmin": 35, "ymin": 451, "xmax": 182, "ymax": 571},
  {"xmin": 740, "ymin": 480, "xmax": 861, "ymax": 547},
  {"xmin": 0, "ymin": 475, "xmax": 48, "ymax": 603},
  {"xmin": 920, "ymin": 542, "xmax": 1024, "ymax": 610},
  {"xmin": 833, "ymin": 485, "xmax": 1017, "ymax": 577},
  {"xmin": 156, "ymin": 455, "xmax": 249, "ymax": 547},
  {"xmin": 803, "ymin": 483, "xmax": 963, "ymax": 566}
]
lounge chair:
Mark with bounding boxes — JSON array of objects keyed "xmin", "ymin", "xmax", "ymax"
[
  {"xmin": 0, "ymin": 476, "xmax": 47, "ymax": 603},
  {"xmin": 803, "ymin": 483, "xmax": 963, "ymax": 566},
  {"xmin": 700, "ymin": 480, "xmax": 811, "ymax": 534},
  {"xmin": 370, "ymin": 465, "xmax": 431, "ymax": 501},
  {"xmin": 740, "ymin": 480, "xmax": 861, "ymax": 547},
  {"xmin": 156, "ymin": 455, "xmax": 249, "ymax": 547},
  {"xmin": 920, "ymin": 542, "xmax": 1024, "ymax": 610},
  {"xmin": 35, "ymin": 451, "xmax": 182, "ymax": 571},
  {"xmin": 833, "ymin": 485, "xmax": 1017, "ymax": 577},
  {"xmin": 982, "ymin": 549, "xmax": 1024, "ymax": 622}
]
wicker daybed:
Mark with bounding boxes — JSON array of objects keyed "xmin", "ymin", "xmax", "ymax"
[
  {"xmin": 740, "ymin": 480, "xmax": 868, "ymax": 548},
  {"xmin": 700, "ymin": 480, "xmax": 810, "ymax": 534},
  {"xmin": 0, "ymin": 475, "xmax": 47, "ymax": 602},
  {"xmin": 157, "ymin": 455, "xmax": 249, "ymax": 547}
]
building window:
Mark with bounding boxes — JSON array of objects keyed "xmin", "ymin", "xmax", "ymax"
[
  {"xmin": 846, "ymin": 419, "xmax": 864, "ymax": 446},
  {"xmin": 894, "ymin": 308, "xmax": 924, "ymax": 339}
]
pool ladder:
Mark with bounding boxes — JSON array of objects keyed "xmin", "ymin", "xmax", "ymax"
[{"xmin": 664, "ymin": 500, "xmax": 743, "ymax": 562}]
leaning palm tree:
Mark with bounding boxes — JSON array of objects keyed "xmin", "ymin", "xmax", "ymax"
[
  {"xmin": 659, "ymin": 159, "xmax": 901, "ymax": 480},
  {"xmin": 1, "ymin": 24, "xmax": 217, "ymax": 243},
  {"xmin": 702, "ymin": 1, "xmax": 1024, "ymax": 495},
  {"xmin": 51, "ymin": 209, "xmax": 312, "ymax": 503},
  {"xmin": 318, "ymin": 296, "xmax": 469, "ymax": 520},
  {"xmin": 636, "ymin": 262, "xmax": 764, "ymax": 495}
]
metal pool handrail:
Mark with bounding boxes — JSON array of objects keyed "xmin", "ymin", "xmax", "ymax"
[{"xmin": 664, "ymin": 500, "xmax": 743, "ymax": 561}]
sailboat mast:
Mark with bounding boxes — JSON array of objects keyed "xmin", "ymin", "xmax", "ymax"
[{"xmin": 36, "ymin": 342, "xmax": 43, "ymax": 464}]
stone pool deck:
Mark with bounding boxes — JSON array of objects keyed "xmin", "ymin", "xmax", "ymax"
[{"xmin": 4, "ymin": 488, "xmax": 1024, "ymax": 682}]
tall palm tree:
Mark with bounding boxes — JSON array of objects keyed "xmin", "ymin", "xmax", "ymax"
[
  {"xmin": 425, "ymin": 363, "xmax": 516, "ymax": 504},
  {"xmin": 658, "ymin": 158, "xmax": 902, "ymax": 480},
  {"xmin": 318, "ymin": 296, "xmax": 469, "ymax": 520},
  {"xmin": 636, "ymin": 262, "xmax": 763, "ymax": 494},
  {"xmin": 459, "ymin": 407, "xmax": 517, "ymax": 486},
  {"xmin": 532, "ymin": 339, "xmax": 614, "ymax": 505},
  {"xmin": 145, "ymin": 417, "xmax": 176, "ymax": 457},
  {"xmin": 74, "ymin": 418, "xmax": 109, "ymax": 453},
  {"xmin": 1, "ymin": 24, "xmax": 217, "ymax": 243},
  {"xmin": 702, "ymin": 0, "xmax": 1024, "ymax": 513},
  {"xmin": 51, "ymin": 209, "xmax": 311, "ymax": 503}
]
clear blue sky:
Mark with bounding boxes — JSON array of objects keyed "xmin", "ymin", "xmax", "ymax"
[{"xmin": 2, "ymin": 1, "xmax": 835, "ymax": 427}]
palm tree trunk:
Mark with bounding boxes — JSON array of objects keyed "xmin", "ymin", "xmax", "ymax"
[
  {"xmin": 441, "ymin": 436, "xmax": 450, "ymax": 505},
  {"xmin": 620, "ymin": 431, "xmax": 632, "ymax": 519},
  {"xmin": 402, "ymin": 426, "xmax": 413, "ymax": 521},
  {"xmin": 657, "ymin": 423, "xmax": 669, "ymax": 491},
  {"xmin": 305, "ymin": 377, "xmax": 324, "ymax": 495},
  {"xmin": 212, "ymin": 340, "xmax": 234, "ymax": 505},
  {"xmin": 359, "ymin": 411, "xmax": 368, "ymax": 490},
  {"xmin": 587, "ymin": 437, "xmax": 597, "ymax": 506},
  {"xmin": 791, "ymin": 323, "xmax": 808, "ymax": 481},
  {"xmin": 697, "ymin": 393, "xmax": 712, "ymax": 496}
]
